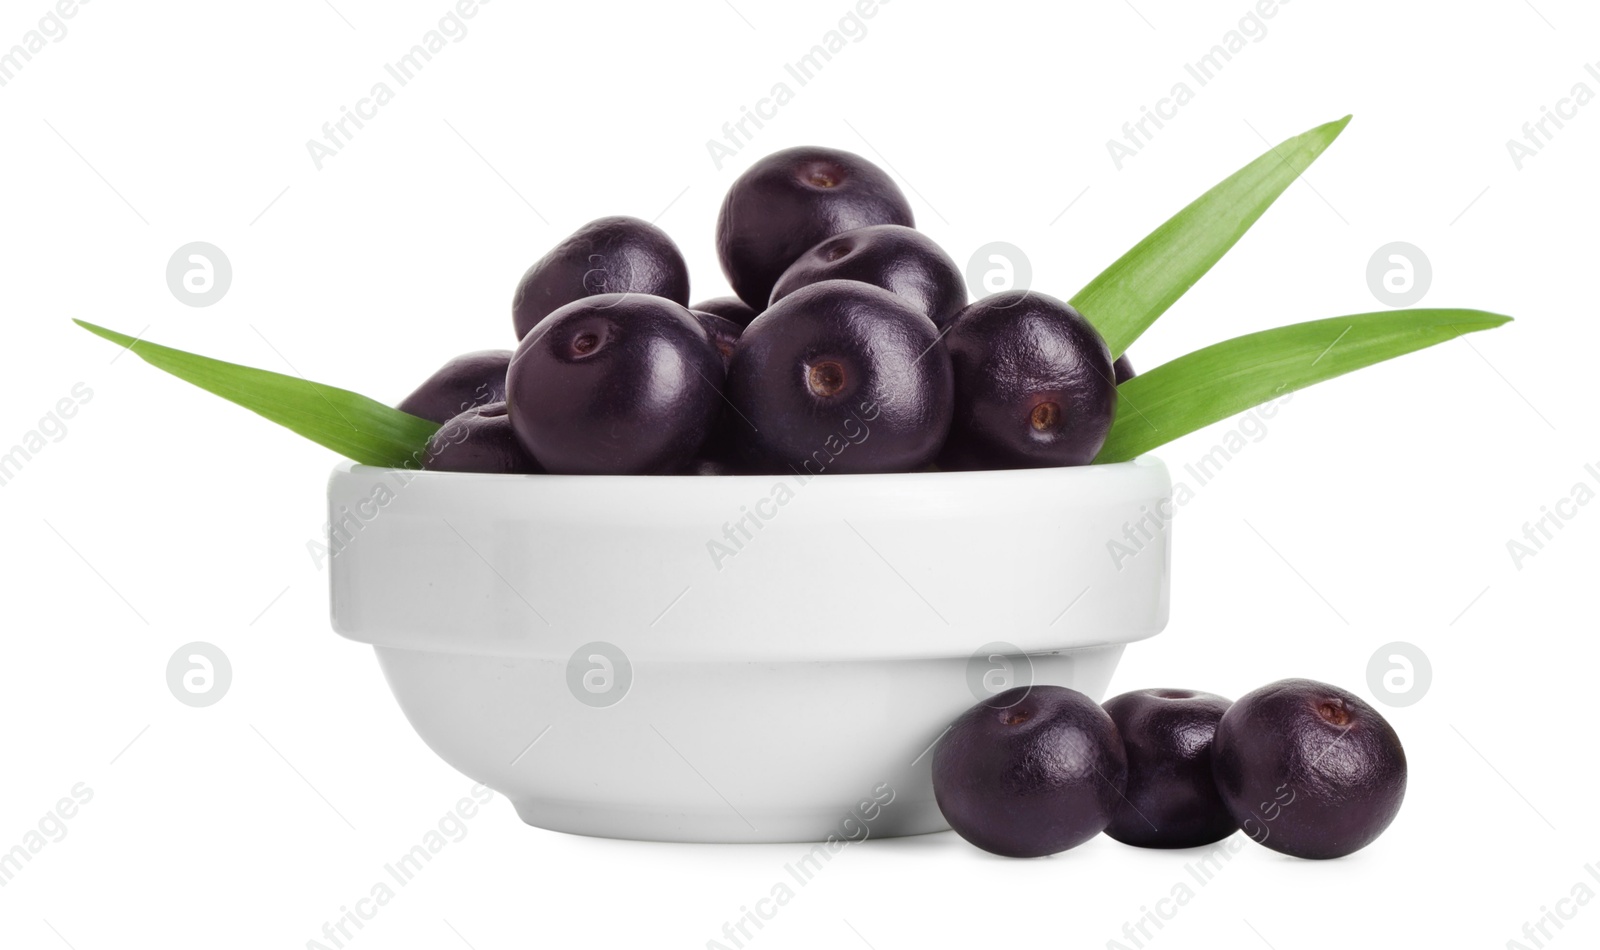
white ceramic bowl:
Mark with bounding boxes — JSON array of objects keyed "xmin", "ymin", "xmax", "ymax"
[{"xmin": 328, "ymin": 459, "xmax": 1172, "ymax": 843}]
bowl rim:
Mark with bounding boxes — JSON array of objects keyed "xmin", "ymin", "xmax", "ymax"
[
  {"xmin": 330, "ymin": 454, "xmax": 1165, "ymax": 486},
  {"xmin": 326, "ymin": 455, "xmax": 1173, "ymax": 660}
]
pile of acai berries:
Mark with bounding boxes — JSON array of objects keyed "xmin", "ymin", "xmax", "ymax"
[{"xmin": 401, "ymin": 146, "xmax": 1133, "ymax": 476}]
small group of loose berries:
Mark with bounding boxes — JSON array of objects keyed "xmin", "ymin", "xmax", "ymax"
[{"xmin": 933, "ymin": 679, "xmax": 1407, "ymax": 860}]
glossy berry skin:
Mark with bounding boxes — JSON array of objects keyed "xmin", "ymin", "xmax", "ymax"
[
  {"xmin": 423, "ymin": 403, "xmax": 540, "ymax": 475},
  {"xmin": 933, "ymin": 685, "xmax": 1128, "ymax": 858},
  {"xmin": 507, "ymin": 294, "xmax": 724, "ymax": 475},
  {"xmin": 686, "ymin": 309, "xmax": 749, "ymax": 468},
  {"xmin": 683, "ymin": 456, "xmax": 738, "ymax": 476},
  {"xmin": 939, "ymin": 292, "xmax": 1117, "ymax": 471},
  {"xmin": 724, "ymin": 280, "xmax": 951, "ymax": 475},
  {"xmin": 690, "ymin": 310, "xmax": 742, "ymax": 369},
  {"xmin": 717, "ymin": 146, "xmax": 914, "ymax": 310},
  {"xmin": 1102, "ymin": 689, "xmax": 1237, "ymax": 849},
  {"xmin": 690, "ymin": 296, "xmax": 761, "ymax": 328},
  {"xmin": 770, "ymin": 225, "xmax": 967, "ymax": 329},
  {"xmin": 512, "ymin": 216, "xmax": 690, "ymax": 340},
  {"xmin": 1212, "ymin": 679, "xmax": 1407, "ymax": 860},
  {"xmin": 1113, "ymin": 354, "xmax": 1136, "ymax": 385},
  {"xmin": 397, "ymin": 350, "xmax": 511, "ymax": 424}
]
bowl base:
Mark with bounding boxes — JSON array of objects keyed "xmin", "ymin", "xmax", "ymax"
[
  {"xmin": 511, "ymin": 797, "xmax": 950, "ymax": 844},
  {"xmin": 377, "ymin": 643, "xmax": 1133, "ymax": 844}
]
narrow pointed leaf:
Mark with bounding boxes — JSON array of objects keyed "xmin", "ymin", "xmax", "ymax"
[
  {"xmin": 76, "ymin": 320, "xmax": 439, "ymax": 467},
  {"xmin": 1072, "ymin": 115, "xmax": 1353, "ymax": 358},
  {"xmin": 1093, "ymin": 309, "xmax": 1512, "ymax": 464}
]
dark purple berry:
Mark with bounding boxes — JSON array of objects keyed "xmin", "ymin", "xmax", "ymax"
[
  {"xmin": 724, "ymin": 280, "xmax": 951, "ymax": 475},
  {"xmin": 1102, "ymin": 688, "xmax": 1237, "ymax": 849},
  {"xmin": 770, "ymin": 225, "xmax": 966, "ymax": 328},
  {"xmin": 1113, "ymin": 354, "xmax": 1136, "ymax": 385},
  {"xmin": 690, "ymin": 310, "xmax": 742, "ymax": 369},
  {"xmin": 423, "ymin": 402, "xmax": 540, "ymax": 474},
  {"xmin": 933, "ymin": 685, "xmax": 1127, "ymax": 858},
  {"xmin": 1211, "ymin": 679, "xmax": 1407, "ymax": 860},
  {"xmin": 396, "ymin": 350, "xmax": 510, "ymax": 424},
  {"xmin": 939, "ymin": 292, "xmax": 1117, "ymax": 470},
  {"xmin": 682, "ymin": 456, "xmax": 737, "ymax": 476},
  {"xmin": 512, "ymin": 216, "xmax": 690, "ymax": 340},
  {"xmin": 717, "ymin": 147, "xmax": 914, "ymax": 310},
  {"xmin": 507, "ymin": 294, "xmax": 723, "ymax": 474},
  {"xmin": 690, "ymin": 296, "xmax": 761, "ymax": 328}
]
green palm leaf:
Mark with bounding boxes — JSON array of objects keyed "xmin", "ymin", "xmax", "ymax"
[
  {"xmin": 1073, "ymin": 115, "xmax": 1352, "ymax": 358},
  {"xmin": 76, "ymin": 320, "xmax": 438, "ymax": 468},
  {"xmin": 1094, "ymin": 309, "xmax": 1512, "ymax": 464}
]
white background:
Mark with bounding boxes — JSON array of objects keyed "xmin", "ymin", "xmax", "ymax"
[{"xmin": 2, "ymin": 0, "xmax": 1596, "ymax": 947}]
